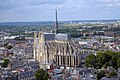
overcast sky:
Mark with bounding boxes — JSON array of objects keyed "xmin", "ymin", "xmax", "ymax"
[{"xmin": 0, "ymin": 0, "xmax": 120, "ymax": 22}]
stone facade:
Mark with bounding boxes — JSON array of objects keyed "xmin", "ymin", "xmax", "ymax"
[{"xmin": 34, "ymin": 32, "xmax": 81, "ymax": 68}]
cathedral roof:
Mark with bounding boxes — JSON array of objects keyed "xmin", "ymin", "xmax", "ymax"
[
  {"xmin": 43, "ymin": 33, "xmax": 55, "ymax": 41},
  {"xmin": 55, "ymin": 33, "xmax": 71, "ymax": 41}
]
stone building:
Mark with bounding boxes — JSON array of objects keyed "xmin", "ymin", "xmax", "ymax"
[
  {"xmin": 33, "ymin": 32, "xmax": 81, "ymax": 68},
  {"xmin": 33, "ymin": 9, "xmax": 81, "ymax": 68}
]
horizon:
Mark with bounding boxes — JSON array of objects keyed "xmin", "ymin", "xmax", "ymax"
[
  {"xmin": 0, "ymin": 19, "xmax": 120, "ymax": 23},
  {"xmin": 0, "ymin": 0, "xmax": 120, "ymax": 22}
]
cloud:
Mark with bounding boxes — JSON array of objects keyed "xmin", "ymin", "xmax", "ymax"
[
  {"xmin": 29, "ymin": 0, "xmax": 67, "ymax": 5},
  {"xmin": 0, "ymin": 0, "xmax": 120, "ymax": 22},
  {"xmin": 96, "ymin": 0, "xmax": 120, "ymax": 7},
  {"xmin": 0, "ymin": 0, "xmax": 30, "ymax": 10},
  {"xmin": 0, "ymin": 0, "xmax": 67, "ymax": 10}
]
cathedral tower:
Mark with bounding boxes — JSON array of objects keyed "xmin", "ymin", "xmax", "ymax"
[{"xmin": 55, "ymin": 8, "xmax": 58, "ymax": 34}]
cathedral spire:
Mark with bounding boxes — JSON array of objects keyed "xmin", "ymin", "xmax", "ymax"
[{"xmin": 55, "ymin": 8, "xmax": 58, "ymax": 34}]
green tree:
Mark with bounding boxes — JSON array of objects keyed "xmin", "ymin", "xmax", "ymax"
[
  {"xmin": 109, "ymin": 59, "xmax": 117, "ymax": 69},
  {"xmin": 35, "ymin": 69, "xmax": 49, "ymax": 80},
  {"xmin": 4, "ymin": 44, "xmax": 13, "ymax": 49},
  {"xmin": 117, "ymin": 58, "xmax": 120, "ymax": 68},
  {"xmin": 3, "ymin": 59, "xmax": 9, "ymax": 68},
  {"xmin": 97, "ymin": 70, "xmax": 105, "ymax": 80},
  {"xmin": 85, "ymin": 54, "xmax": 96, "ymax": 68},
  {"xmin": 108, "ymin": 71, "xmax": 118, "ymax": 77},
  {"xmin": 103, "ymin": 62, "xmax": 109, "ymax": 68},
  {"xmin": 96, "ymin": 52, "xmax": 111, "ymax": 69},
  {"xmin": 106, "ymin": 51, "xmax": 117, "ymax": 60},
  {"xmin": 7, "ymin": 45, "xmax": 13, "ymax": 49},
  {"xmin": 85, "ymin": 51, "xmax": 120, "ymax": 69}
]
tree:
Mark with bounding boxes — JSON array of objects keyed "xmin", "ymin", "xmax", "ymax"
[
  {"xmin": 4, "ymin": 44, "xmax": 13, "ymax": 50},
  {"xmin": 106, "ymin": 51, "xmax": 117, "ymax": 60},
  {"xmin": 108, "ymin": 71, "xmax": 118, "ymax": 77},
  {"xmin": 35, "ymin": 69, "xmax": 49, "ymax": 80},
  {"xmin": 85, "ymin": 51, "xmax": 120, "ymax": 69},
  {"xmin": 3, "ymin": 59, "xmax": 9, "ymax": 68},
  {"xmin": 97, "ymin": 70, "xmax": 105, "ymax": 80},
  {"xmin": 109, "ymin": 59, "xmax": 117, "ymax": 69},
  {"xmin": 117, "ymin": 58, "xmax": 120, "ymax": 68},
  {"xmin": 96, "ymin": 52, "xmax": 111, "ymax": 69},
  {"xmin": 85, "ymin": 54, "xmax": 97, "ymax": 68},
  {"xmin": 7, "ymin": 45, "xmax": 13, "ymax": 49},
  {"xmin": 103, "ymin": 62, "xmax": 109, "ymax": 69}
]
